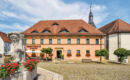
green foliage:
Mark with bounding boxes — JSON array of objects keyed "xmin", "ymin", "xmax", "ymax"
[
  {"xmin": 114, "ymin": 48, "xmax": 130, "ymax": 63},
  {"xmin": 41, "ymin": 48, "xmax": 53, "ymax": 60},
  {"xmin": 95, "ymin": 49, "xmax": 108, "ymax": 63},
  {"xmin": 95, "ymin": 49, "xmax": 108, "ymax": 56},
  {"xmin": 41, "ymin": 48, "xmax": 53, "ymax": 54}
]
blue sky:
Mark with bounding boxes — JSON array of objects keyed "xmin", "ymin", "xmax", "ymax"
[{"xmin": 0, "ymin": 0, "xmax": 130, "ymax": 33}]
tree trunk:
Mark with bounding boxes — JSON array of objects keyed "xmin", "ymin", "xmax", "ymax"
[
  {"xmin": 46, "ymin": 53, "xmax": 47, "ymax": 61},
  {"xmin": 100, "ymin": 56, "xmax": 102, "ymax": 63}
]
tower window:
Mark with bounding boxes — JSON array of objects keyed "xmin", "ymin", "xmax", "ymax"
[{"xmin": 32, "ymin": 38, "xmax": 35, "ymax": 44}]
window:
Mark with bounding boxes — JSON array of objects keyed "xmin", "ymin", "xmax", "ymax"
[
  {"xmin": 53, "ymin": 23, "xmax": 59, "ymax": 26},
  {"xmin": 57, "ymin": 37, "xmax": 61, "ymax": 44},
  {"xmin": 42, "ymin": 30, "xmax": 51, "ymax": 33},
  {"xmin": 25, "ymin": 39, "xmax": 27, "ymax": 44},
  {"xmin": 40, "ymin": 39, "xmax": 44, "ymax": 44},
  {"xmin": 60, "ymin": 29, "xmax": 69, "ymax": 33},
  {"xmin": 49, "ymin": 38, "xmax": 52, "ymax": 44},
  {"xmin": 32, "ymin": 38, "xmax": 35, "ymax": 44},
  {"xmin": 86, "ymin": 38, "xmax": 90, "ymax": 44},
  {"xmin": 77, "ymin": 50, "xmax": 80, "ymax": 54},
  {"xmin": 86, "ymin": 50, "xmax": 90, "ymax": 54},
  {"xmin": 31, "ymin": 30, "xmax": 38, "ymax": 33},
  {"xmin": 67, "ymin": 38, "xmax": 71, "ymax": 44},
  {"xmin": 79, "ymin": 29, "xmax": 87, "ymax": 32},
  {"xmin": 96, "ymin": 38, "xmax": 99, "ymax": 44},
  {"xmin": 77, "ymin": 38, "xmax": 80, "ymax": 44},
  {"xmin": 67, "ymin": 50, "xmax": 71, "ymax": 54}
]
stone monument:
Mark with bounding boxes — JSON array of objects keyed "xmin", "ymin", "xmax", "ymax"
[{"xmin": 8, "ymin": 32, "xmax": 26, "ymax": 63}]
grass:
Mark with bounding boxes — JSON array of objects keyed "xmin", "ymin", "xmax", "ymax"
[{"xmin": 38, "ymin": 60, "xmax": 130, "ymax": 80}]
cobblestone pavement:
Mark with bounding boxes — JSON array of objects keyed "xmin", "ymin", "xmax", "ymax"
[{"xmin": 37, "ymin": 67, "xmax": 63, "ymax": 80}]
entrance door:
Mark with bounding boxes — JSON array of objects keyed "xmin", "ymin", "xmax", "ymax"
[{"xmin": 57, "ymin": 50, "xmax": 62, "ymax": 59}]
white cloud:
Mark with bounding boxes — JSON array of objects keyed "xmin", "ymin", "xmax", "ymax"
[
  {"xmin": 0, "ymin": 0, "xmax": 108, "ymax": 31},
  {"xmin": 7, "ymin": 0, "xmax": 107, "ymax": 23},
  {"xmin": 0, "ymin": 23, "xmax": 29, "ymax": 31}
]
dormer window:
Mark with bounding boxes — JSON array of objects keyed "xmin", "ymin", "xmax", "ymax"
[
  {"xmin": 60, "ymin": 29, "xmax": 69, "ymax": 33},
  {"xmin": 79, "ymin": 29, "xmax": 88, "ymax": 32},
  {"xmin": 52, "ymin": 22, "xmax": 59, "ymax": 26},
  {"xmin": 42, "ymin": 30, "xmax": 51, "ymax": 33},
  {"xmin": 31, "ymin": 30, "xmax": 38, "ymax": 33}
]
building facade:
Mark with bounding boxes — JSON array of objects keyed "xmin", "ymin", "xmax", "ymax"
[
  {"xmin": 0, "ymin": 32, "xmax": 11, "ymax": 56},
  {"xmin": 99, "ymin": 19, "xmax": 130, "ymax": 62},
  {"xmin": 24, "ymin": 20, "xmax": 105, "ymax": 61}
]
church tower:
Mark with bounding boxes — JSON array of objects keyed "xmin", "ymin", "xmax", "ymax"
[{"xmin": 88, "ymin": 4, "xmax": 96, "ymax": 28}]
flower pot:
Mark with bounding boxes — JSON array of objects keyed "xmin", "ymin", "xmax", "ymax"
[
  {"xmin": 67, "ymin": 54, "xmax": 72, "ymax": 57},
  {"xmin": 86, "ymin": 53, "xmax": 90, "ymax": 57},
  {"xmin": 76, "ymin": 53, "xmax": 81, "ymax": 57}
]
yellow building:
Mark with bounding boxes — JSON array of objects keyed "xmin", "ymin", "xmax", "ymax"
[{"xmin": 23, "ymin": 19, "xmax": 105, "ymax": 61}]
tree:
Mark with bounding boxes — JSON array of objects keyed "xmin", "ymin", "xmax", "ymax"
[
  {"xmin": 114, "ymin": 48, "xmax": 130, "ymax": 63},
  {"xmin": 41, "ymin": 48, "xmax": 53, "ymax": 61},
  {"xmin": 95, "ymin": 49, "xmax": 108, "ymax": 63}
]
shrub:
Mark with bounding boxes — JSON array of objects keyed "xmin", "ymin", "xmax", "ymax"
[
  {"xmin": 114, "ymin": 48, "xmax": 130, "ymax": 63},
  {"xmin": 95, "ymin": 49, "xmax": 108, "ymax": 63}
]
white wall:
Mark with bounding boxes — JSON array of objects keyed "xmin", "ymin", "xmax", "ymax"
[
  {"xmin": 109, "ymin": 33, "xmax": 118, "ymax": 62},
  {"xmin": 120, "ymin": 33, "xmax": 130, "ymax": 50},
  {"xmin": 0, "ymin": 37, "xmax": 4, "ymax": 54},
  {"xmin": 108, "ymin": 33, "xmax": 130, "ymax": 62}
]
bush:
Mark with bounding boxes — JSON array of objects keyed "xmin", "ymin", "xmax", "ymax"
[
  {"xmin": 95, "ymin": 49, "xmax": 108, "ymax": 63},
  {"xmin": 114, "ymin": 48, "xmax": 130, "ymax": 63}
]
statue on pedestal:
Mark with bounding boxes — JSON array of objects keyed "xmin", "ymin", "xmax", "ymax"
[{"xmin": 8, "ymin": 32, "xmax": 26, "ymax": 63}]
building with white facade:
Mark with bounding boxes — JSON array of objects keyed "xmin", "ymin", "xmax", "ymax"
[
  {"xmin": 0, "ymin": 32, "xmax": 11, "ymax": 57},
  {"xmin": 99, "ymin": 19, "xmax": 130, "ymax": 62}
]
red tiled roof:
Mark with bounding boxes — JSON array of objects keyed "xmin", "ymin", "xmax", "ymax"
[
  {"xmin": 0, "ymin": 32, "xmax": 11, "ymax": 43},
  {"xmin": 24, "ymin": 19, "xmax": 104, "ymax": 36},
  {"xmin": 99, "ymin": 19, "xmax": 130, "ymax": 34}
]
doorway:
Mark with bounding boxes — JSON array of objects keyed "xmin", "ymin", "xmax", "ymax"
[{"xmin": 57, "ymin": 50, "xmax": 62, "ymax": 59}]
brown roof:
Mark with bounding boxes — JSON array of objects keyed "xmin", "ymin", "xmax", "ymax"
[
  {"xmin": 24, "ymin": 19, "xmax": 104, "ymax": 36},
  {"xmin": 0, "ymin": 32, "xmax": 11, "ymax": 43},
  {"xmin": 99, "ymin": 19, "xmax": 130, "ymax": 34}
]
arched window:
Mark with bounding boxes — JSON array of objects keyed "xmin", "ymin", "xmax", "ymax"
[
  {"xmin": 42, "ymin": 30, "xmax": 51, "ymax": 33},
  {"xmin": 79, "ymin": 29, "xmax": 88, "ymax": 32},
  {"xmin": 52, "ymin": 22, "xmax": 59, "ymax": 26},
  {"xmin": 60, "ymin": 29, "xmax": 69, "ymax": 33},
  {"xmin": 31, "ymin": 30, "xmax": 38, "ymax": 33}
]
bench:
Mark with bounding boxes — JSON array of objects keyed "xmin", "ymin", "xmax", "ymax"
[{"xmin": 82, "ymin": 59, "xmax": 92, "ymax": 63}]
